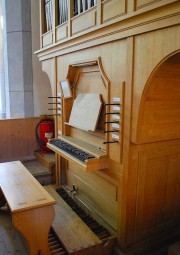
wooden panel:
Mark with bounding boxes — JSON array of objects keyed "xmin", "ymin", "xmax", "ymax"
[
  {"xmin": 44, "ymin": 185, "xmax": 102, "ymax": 254},
  {"xmin": 163, "ymin": 155, "xmax": 180, "ymax": 219},
  {"xmin": 132, "ymin": 26, "xmax": 180, "ymax": 143},
  {"xmin": 71, "ymin": 8, "xmax": 96, "ymax": 35},
  {"xmin": 42, "ymin": 31, "xmax": 53, "ymax": 47},
  {"xmin": 135, "ymin": 146, "xmax": 180, "ymax": 241},
  {"xmin": 0, "ymin": 161, "xmax": 55, "ymax": 212},
  {"xmin": 34, "ymin": 151, "xmax": 55, "ymax": 169},
  {"xmin": 12, "ymin": 205, "xmax": 54, "ymax": 255},
  {"xmin": 136, "ymin": 0, "xmax": 163, "ymax": 9},
  {"xmin": 68, "ymin": 94, "xmax": 102, "ymax": 131},
  {"xmin": 67, "ymin": 163, "xmax": 117, "ymax": 201},
  {"xmin": 66, "ymin": 166, "xmax": 118, "ymax": 230},
  {"xmin": 137, "ymin": 57, "xmax": 180, "ymax": 143},
  {"xmin": 0, "ymin": 117, "xmax": 40, "ymax": 163},
  {"xmin": 102, "ymin": 0, "xmax": 126, "ymax": 23},
  {"xmin": 70, "ymin": 128, "xmax": 105, "ymax": 150},
  {"xmin": 56, "ymin": 23, "xmax": 68, "ymax": 42},
  {"xmin": 75, "ymin": 71, "xmax": 107, "ymax": 102}
]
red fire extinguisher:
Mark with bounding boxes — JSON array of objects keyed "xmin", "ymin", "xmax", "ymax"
[{"xmin": 36, "ymin": 118, "xmax": 54, "ymax": 152}]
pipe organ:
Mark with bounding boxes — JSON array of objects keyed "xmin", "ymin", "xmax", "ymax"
[{"xmin": 36, "ymin": 0, "xmax": 180, "ymax": 254}]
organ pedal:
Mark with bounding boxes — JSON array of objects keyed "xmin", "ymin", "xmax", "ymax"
[{"xmin": 45, "ymin": 185, "xmax": 116, "ymax": 255}]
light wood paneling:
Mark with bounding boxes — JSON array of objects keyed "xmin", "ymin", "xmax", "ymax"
[
  {"xmin": 102, "ymin": 0, "xmax": 126, "ymax": 23},
  {"xmin": 66, "ymin": 167, "xmax": 118, "ymax": 230},
  {"xmin": 135, "ymin": 146, "xmax": 180, "ymax": 241},
  {"xmin": 56, "ymin": 23, "xmax": 68, "ymax": 42},
  {"xmin": 42, "ymin": 31, "xmax": 53, "ymax": 47},
  {"xmin": 137, "ymin": 56, "xmax": 180, "ymax": 143},
  {"xmin": 0, "ymin": 118, "xmax": 40, "ymax": 163},
  {"xmin": 136, "ymin": 0, "xmax": 164, "ymax": 9},
  {"xmin": 55, "ymin": 41, "xmax": 126, "ymax": 233},
  {"xmin": 0, "ymin": 161, "xmax": 55, "ymax": 212},
  {"xmin": 132, "ymin": 26, "xmax": 180, "ymax": 143},
  {"xmin": 67, "ymin": 162, "xmax": 117, "ymax": 201},
  {"xmin": 71, "ymin": 8, "xmax": 96, "ymax": 35}
]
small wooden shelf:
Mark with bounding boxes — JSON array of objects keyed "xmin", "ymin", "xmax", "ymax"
[
  {"xmin": 64, "ymin": 122, "xmax": 105, "ymax": 139},
  {"xmin": 47, "ymin": 135, "xmax": 108, "ymax": 172}
]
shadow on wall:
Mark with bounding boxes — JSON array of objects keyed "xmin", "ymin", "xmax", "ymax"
[{"xmin": 33, "ymin": 62, "xmax": 52, "ymax": 117}]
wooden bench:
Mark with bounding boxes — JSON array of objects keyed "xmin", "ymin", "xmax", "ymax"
[{"xmin": 0, "ymin": 161, "xmax": 56, "ymax": 255}]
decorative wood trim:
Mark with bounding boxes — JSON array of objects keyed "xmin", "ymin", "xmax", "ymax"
[
  {"xmin": 42, "ymin": 30, "xmax": 53, "ymax": 47},
  {"xmin": 120, "ymin": 82, "xmax": 125, "ymax": 164},
  {"xmin": 135, "ymin": 0, "xmax": 163, "ymax": 10},
  {"xmin": 37, "ymin": 1, "xmax": 179, "ymax": 58},
  {"xmin": 136, "ymin": 49, "xmax": 180, "ymax": 143},
  {"xmin": 56, "ymin": 23, "xmax": 68, "ymax": 42},
  {"xmin": 36, "ymin": 7, "xmax": 180, "ymax": 60},
  {"xmin": 118, "ymin": 36, "xmax": 134, "ymax": 245},
  {"xmin": 71, "ymin": 7, "xmax": 97, "ymax": 35},
  {"xmin": 101, "ymin": 0, "xmax": 127, "ymax": 23}
]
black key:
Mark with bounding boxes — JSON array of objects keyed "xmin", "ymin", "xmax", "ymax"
[{"xmin": 50, "ymin": 139, "xmax": 95, "ymax": 162}]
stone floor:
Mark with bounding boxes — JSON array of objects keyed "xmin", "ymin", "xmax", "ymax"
[{"xmin": 0, "ymin": 207, "xmax": 27, "ymax": 255}]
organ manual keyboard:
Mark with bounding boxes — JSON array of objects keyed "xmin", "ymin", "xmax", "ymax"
[
  {"xmin": 49, "ymin": 139, "xmax": 96, "ymax": 162},
  {"xmin": 47, "ymin": 135, "xmax": 109, "ymax": 171}
]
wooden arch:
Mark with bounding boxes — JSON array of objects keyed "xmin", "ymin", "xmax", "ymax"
[{"xmin": 136, "ymin": 50, "xmax": 180, "ymax": 143}]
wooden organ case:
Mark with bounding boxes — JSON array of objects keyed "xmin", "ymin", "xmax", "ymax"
[{"xmin": 36, "ymin": 0, "xmax": 180, "ymax": 254}]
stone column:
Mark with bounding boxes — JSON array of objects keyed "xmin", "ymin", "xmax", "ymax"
[
  {"xmin": 3, "ymin": 0, "xmax": 33, "ymax": 118},
  {"xmin": 0, "ymin": 0, "xmax": 6, "ymax": 118}
]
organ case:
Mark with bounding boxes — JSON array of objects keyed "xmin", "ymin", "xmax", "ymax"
[{"xmin": 36, "ymin": 0, "xmax": 180, "ymax": 254}]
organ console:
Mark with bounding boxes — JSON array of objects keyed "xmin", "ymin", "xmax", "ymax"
[
  {"xmin": 36, "ymin": 1, "xmax": 180, "ymax": 254},
  {"xmin": 47, "ymin": 135, "xmax": 109, "ymax": 171}
]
